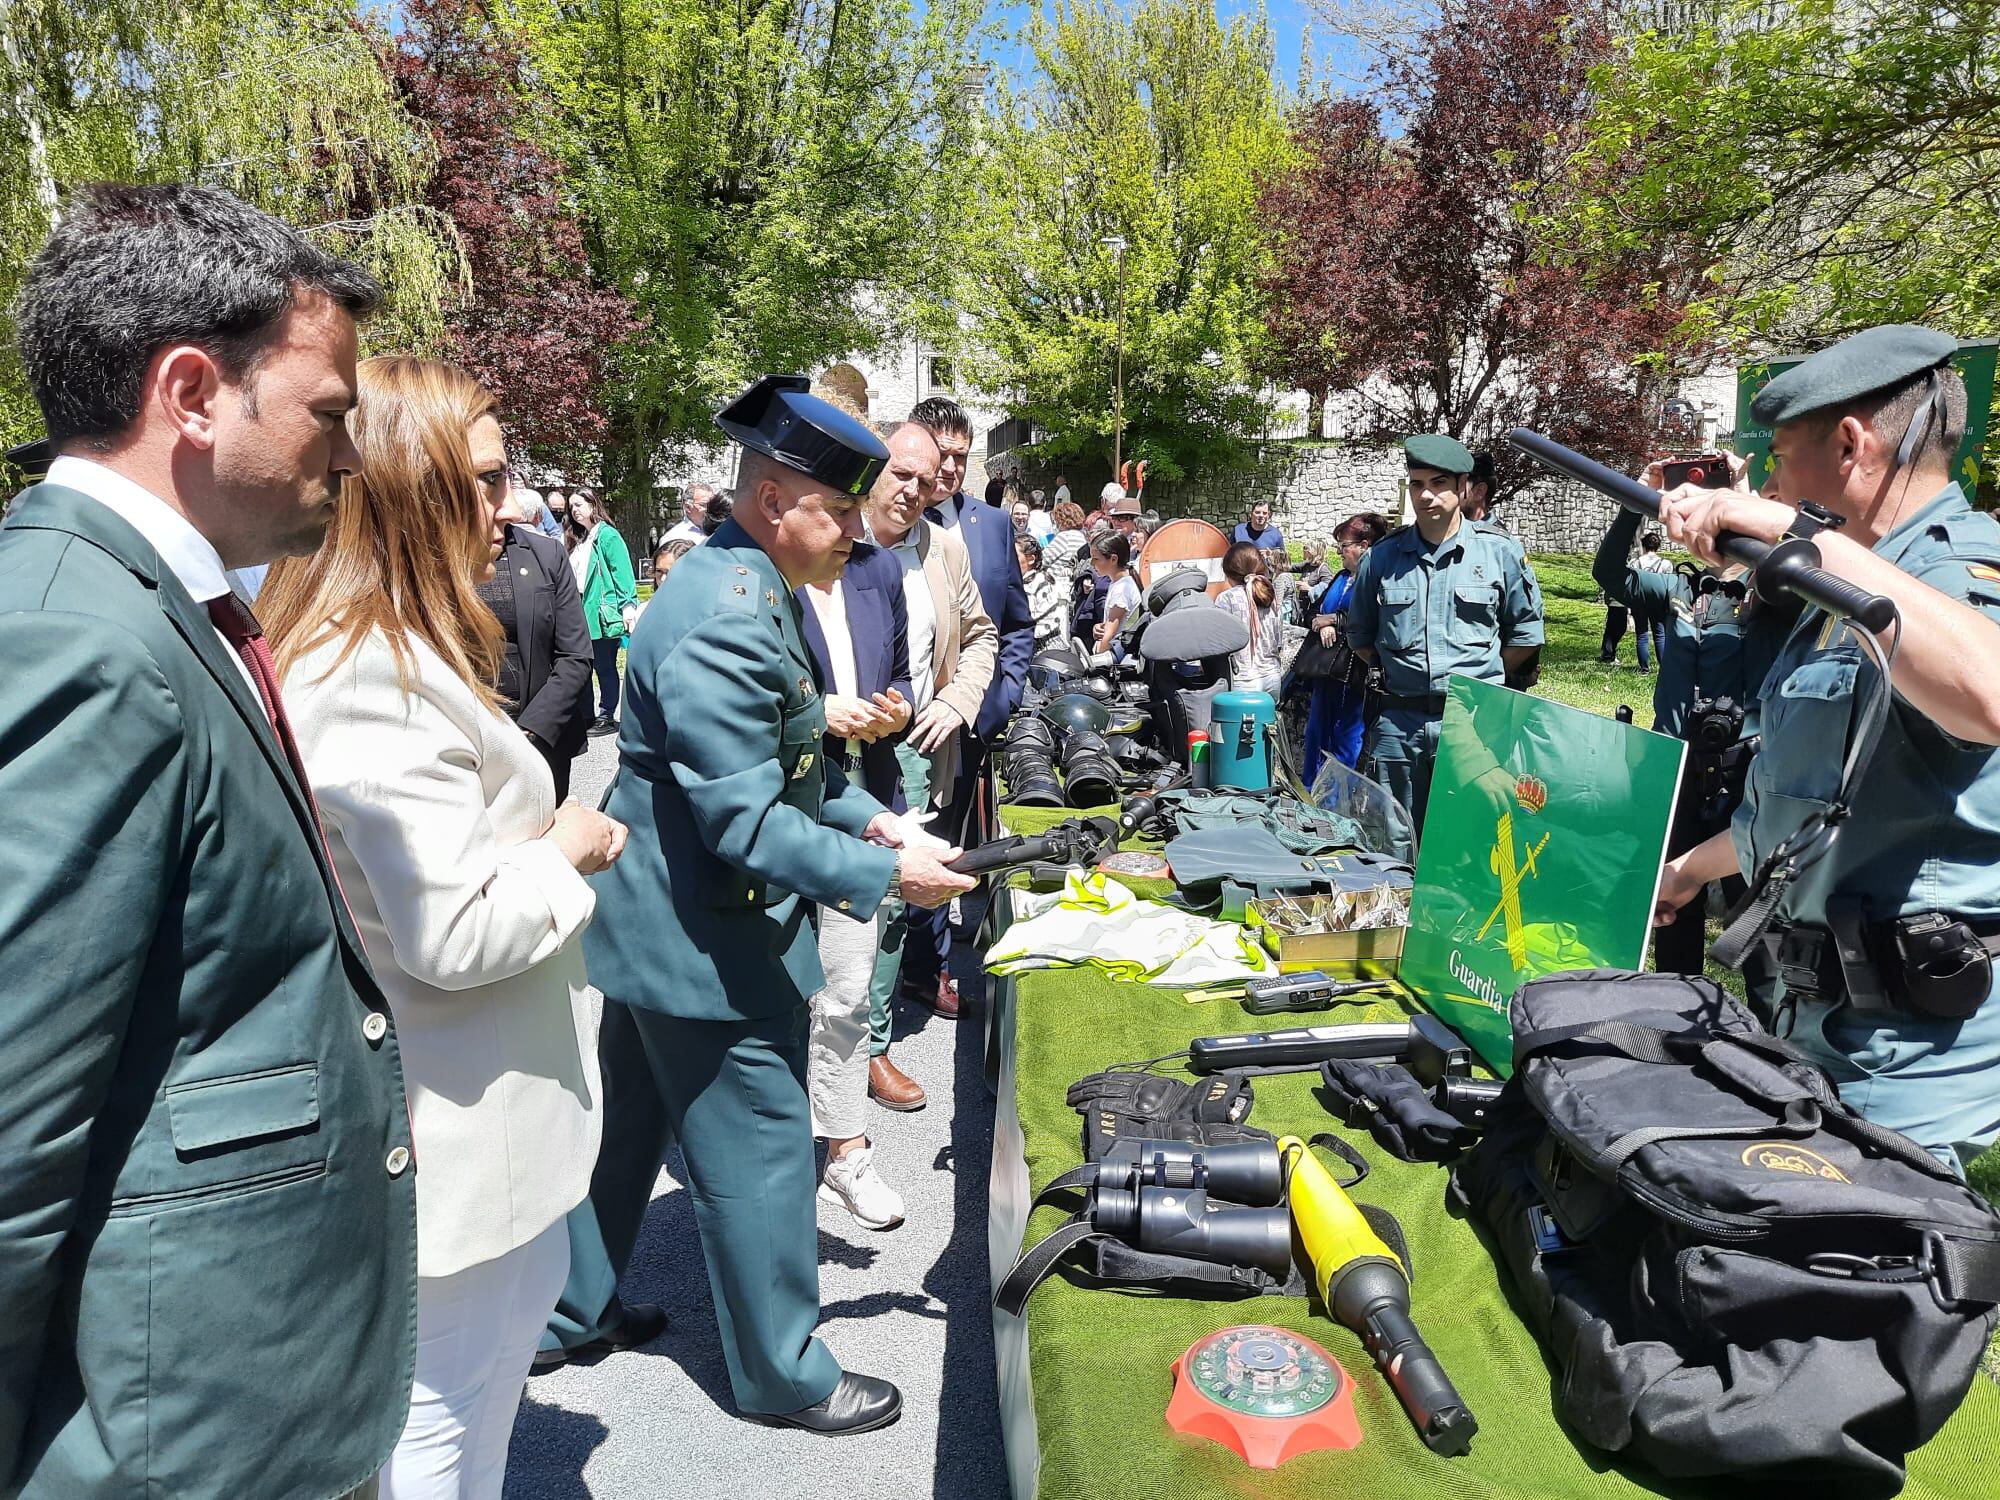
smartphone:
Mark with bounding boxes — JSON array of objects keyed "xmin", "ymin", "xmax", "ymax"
[{"xmin": 1662, "ymin": 453, "xmax": 1732, "ymax": 491}]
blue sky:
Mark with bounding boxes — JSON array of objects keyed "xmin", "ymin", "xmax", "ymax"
[{"xmin": 981, "ymin": 0, "xmax": 1370, "ymax": 96}]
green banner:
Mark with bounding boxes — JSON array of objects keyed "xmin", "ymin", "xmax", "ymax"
[
  {"xmin": 1398, "ymin": 677, "xmax": 1686, "ymax": 1074},
  {"xmin": 1736, "ymin": 339, "xmax": 1998, "ymax": 495}
]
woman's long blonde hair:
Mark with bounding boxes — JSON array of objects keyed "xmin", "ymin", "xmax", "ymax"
[{"xmin": 263, "ymin": 355, "xmax": 504, "ymax": 708}]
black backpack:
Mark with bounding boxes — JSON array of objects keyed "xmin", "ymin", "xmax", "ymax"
[{"xmin": 1450, "ymin": 969, "xmax": 2000, "ymax": 1498}]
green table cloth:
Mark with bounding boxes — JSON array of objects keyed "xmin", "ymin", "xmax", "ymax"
[{"xmin": 987, "ymin": 883, "xmax": 2000, "ymax": 1500}]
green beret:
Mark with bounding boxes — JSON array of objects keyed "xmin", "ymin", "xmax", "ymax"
[
  {"xmin": 1750, "ymin": 325, "xmax": 1957, "ymax": 427},
  {"xmin": 1404, "ymin": 434, "xmax": 1475, "ymax": 475}
]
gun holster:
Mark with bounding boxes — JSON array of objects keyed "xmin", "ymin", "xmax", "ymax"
[{"xmin": 1772, "ymin": 901, "xmax": 1997, "ymax": 1022}]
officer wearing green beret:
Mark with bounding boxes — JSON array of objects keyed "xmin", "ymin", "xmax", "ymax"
[
  {"xmin": 1345, "ymin": 434, "xmax": 1546, "ymax": 836},
  {"xmin": 571, "ymin": 376, "xmax": 975, "ymax": 1432},
  {"xmin": 1654, "ymin": 325, "xmax": 2000, "ymax": 1172}
]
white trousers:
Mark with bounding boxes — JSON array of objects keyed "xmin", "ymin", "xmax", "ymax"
[
  {"xmin": 807, "ymin": 903, "xmax": 882, "ymax": 1139},
  {"xmin": 383, "ymin": 1219, "xmax": 569, "ymax": 1500}
]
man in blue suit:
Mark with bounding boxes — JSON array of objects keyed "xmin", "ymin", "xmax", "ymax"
[
  {"xmin": 579, "ymin": 377, "xmax": 973, "ymax": 1432},
  {"xmin": 902, "ymin": 396, "xmax": 1034, "ymax": 1018}
]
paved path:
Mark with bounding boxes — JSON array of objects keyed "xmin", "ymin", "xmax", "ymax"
[{"xmin": 504, "ymin": 732, "xmax": 1010, "ymax": 1500}]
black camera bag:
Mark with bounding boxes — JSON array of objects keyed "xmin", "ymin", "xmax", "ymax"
[{"xmin": 1450, "ymin": 969, "xmax": 2000, "ymax": 1497}]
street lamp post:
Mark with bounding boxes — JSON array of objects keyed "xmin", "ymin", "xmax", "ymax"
[{"xmin": 1103, "ymin": 234, "xmax": 1128, "ymax": 481}]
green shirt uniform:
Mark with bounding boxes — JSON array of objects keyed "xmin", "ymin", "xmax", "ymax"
[
  {"xmin": 1737, "ymin": 482, "xmax": 2000, "ymax": 1172},
  {"xmin": 1347, "ymin": 443, "xmax": 1544, "ymax": 835},
  {"xmin": 1725, "ymin": 323, "xmax": 2000, "ymax": 1173}
]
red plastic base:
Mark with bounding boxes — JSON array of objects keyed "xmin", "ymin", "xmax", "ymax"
[{"xmin": 1166, "ymin": 1328, "xmax": 1363, "ymax": 1469}]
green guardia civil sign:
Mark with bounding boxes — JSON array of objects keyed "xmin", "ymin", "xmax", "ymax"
[
  {"xmin": 1399, "ymin": 677, "xmax": 1687, "ymax": 1075},
  {"xmin": 1736, "ymin": 339, "xmax": 1998, "ymax": 496}
]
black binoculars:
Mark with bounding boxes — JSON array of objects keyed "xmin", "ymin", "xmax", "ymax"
[
  {"xmin": 1095, "ymin": 1136, "xmax": 1286, "ymax": 1203},
  {"xmin": 1083, "ymin": 1138, "xmax": 1292, "ymax": 1280},
  {"xmin": 997, "ymin": 1136, "xmax": 1295, "ymax": 1314}
]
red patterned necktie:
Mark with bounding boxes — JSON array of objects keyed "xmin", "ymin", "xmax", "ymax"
[
  {"xmin": 205, "ymin": 593, "xmax": 314, "ymax": 788},
  {"xmin": 203, "ymin": 593, "xmax": 364, "ymax": 936}
]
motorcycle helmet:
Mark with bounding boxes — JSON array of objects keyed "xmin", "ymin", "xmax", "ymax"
[{"xmin": 1040, "ymin": 692, "xmax": 1112, "ymax": 738}]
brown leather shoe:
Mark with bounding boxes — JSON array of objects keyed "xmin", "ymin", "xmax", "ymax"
[
  {"xmin": 900, "ymin": 973, "xmax": 961, "ymax": 1020},
  {"xmin": 868, "ymin": 1053, "xmax": 927, "ymax": 1111}
]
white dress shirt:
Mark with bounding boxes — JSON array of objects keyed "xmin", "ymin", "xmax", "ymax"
[
  {"xmin": 871, "ymin": 521, "xmax": 938, "ymax": 713},
  {"xmin": 46, "ymin": 455, "xmax": 258, "ymax": 696},
  {"xmin": 664, "ymin": 519, "xmax": 705, "ymax": 546},
  {"xmin": 931, "ymin": 493, "xmax": 961, "ymax": 530},
  {"xmin": 804, "ymin": 580, "xmax": 862, "ymax": 760}
]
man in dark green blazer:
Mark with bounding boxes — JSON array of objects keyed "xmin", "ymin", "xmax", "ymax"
[
  {"xmin": 0, "ymin": 185, "xmax": 416, "ymax": 1498},
  {"xmin": 580, "ymin": 376, "xmax": 974, "ymax": 1433}
]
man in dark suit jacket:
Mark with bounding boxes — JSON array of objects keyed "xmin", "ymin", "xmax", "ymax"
[
  {"xmin": 481, "ymin": 514, "xmax": 595, "ymax": 797},
  {"xmin": 905, "ymin": 397, "xmax": 1034, "ymax": 1017},
  {"xmin": 798, "ymin": 538, "xmax": 918, "ymax": 1224},
  {"xmin": 0, "ymin": 184, "xmax": 416, "ymax": 1498},
  {"xmin": 797, "ymin": 539, "xmax": 914, "ymax": 807}
]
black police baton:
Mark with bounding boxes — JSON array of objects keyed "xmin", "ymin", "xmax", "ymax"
[
  {"xmin": 1505, "ymin": 428, "xmax": 1897, "ymax": 632},
  {"xmin": 946, "ymin": 816, "xmax": 1119, "ymax": 878}
]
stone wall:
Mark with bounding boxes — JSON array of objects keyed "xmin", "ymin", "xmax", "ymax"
[{"xmin": 988, "ymin": 439, "xmax": 1631, "ymax": 555}]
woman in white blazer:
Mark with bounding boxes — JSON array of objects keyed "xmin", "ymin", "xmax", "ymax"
[{"xmin": 262, "ymin": 356, "xmax": 627, "ymax": 1500}]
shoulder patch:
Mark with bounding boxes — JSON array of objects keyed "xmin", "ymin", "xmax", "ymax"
[{"xmin": 1971, "ymin": 564, "xmax": 2000, "ymax": 584}]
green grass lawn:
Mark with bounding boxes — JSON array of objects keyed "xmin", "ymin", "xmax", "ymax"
[{"xmin": 1529, "ymin": 552, "xmax": 1655, "ymax": 719}]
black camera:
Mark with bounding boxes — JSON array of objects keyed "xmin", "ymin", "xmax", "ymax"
[
  {"xmin": 1663, "ymin": 453, "xmax": 1732, "ymax": 491},
  {"xmin": 1685, "ymin": 695, "xmax": 1745, "ymax": 754},
  {"xmin": 1694, "ymin": 572, "xmax": 1748, "ymax": 601}
]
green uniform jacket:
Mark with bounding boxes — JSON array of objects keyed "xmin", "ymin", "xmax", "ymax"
[
  {"xmin": 0, "ymin": 486, "xmax": 417, "ymax": 1498},
  {"xmin": 584, "ymin": 520, "xmax": 898, "ymax": 1020},
  {"xmin": 578, "ymin": 522, "xmax": 637, "ymax": 642}
]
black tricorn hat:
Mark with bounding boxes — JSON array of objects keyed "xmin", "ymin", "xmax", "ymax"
[
  {"xmin": 6, "ymin": 436, "xmax": 54, "ymax": 476},
  {"xmin": 715, "ymin": 375, "xmax": 890, "ymax": 497}
]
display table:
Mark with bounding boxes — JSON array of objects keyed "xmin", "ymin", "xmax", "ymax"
[{"xmin": 982, "ymin": 812, "xmax": 2000, "ymax": 1500}]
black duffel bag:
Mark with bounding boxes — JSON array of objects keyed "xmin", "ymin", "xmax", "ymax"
[{"xmin": 1450, "ymin": 968, "xmax": 2000, "ymax": 1498}]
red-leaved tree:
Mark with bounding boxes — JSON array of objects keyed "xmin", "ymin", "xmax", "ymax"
[
  {"xmin": 389, "ymin": 0, "xmax": 640, "ymax": 463},
  {"xmin": 1255, "ymin": 98, "xmax": 1413, "ymax": 441},
  {"xmin": 1257, "ymin": 0, "xmax": 1711, "ymax": 499}
]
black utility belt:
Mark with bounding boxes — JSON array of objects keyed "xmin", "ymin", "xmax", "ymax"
[
  {"xmin": 1381, "ymin": 692, "xmax": 1447, "ymax": 713},
  {"xmin": 1771, "ymin": 908, "xmax": 2000, "ymax": 1022}
]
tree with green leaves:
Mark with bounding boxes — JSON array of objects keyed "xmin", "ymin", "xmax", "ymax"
[
  {"xmin": 1561, "ymin": 0, "xmax": 2000, "ymax": 350},
  {"xmin": 0, "ymin": 0, "xmax": 464, "ymax": 460},
  {"xmin": 944, "ymin": 0, "xmax": 1289, "ymax": 485},
  {"xmin": 494, "ymin": 0, "xmax": 981, "ymax": 515}
]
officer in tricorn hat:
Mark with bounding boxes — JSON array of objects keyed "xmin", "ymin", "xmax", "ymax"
[
  {"xmin": 553, "ymin": 376, "xmax": 972, "ymax": 1430},
  {"xmin": 1344, "ymin": 433, "xmax": 1544, "ymax": 837},
  {"xmin": 1654, "ymin": 325, "xmax": 2000, "ymax": 1173}
]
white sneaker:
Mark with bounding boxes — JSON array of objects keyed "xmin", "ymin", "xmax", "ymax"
[{"xmin": 818, "ymin": 1145, "xmax": 906, "ymax": 1230}]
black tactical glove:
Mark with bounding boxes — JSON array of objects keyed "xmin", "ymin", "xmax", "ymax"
[{"xmin": 1317, "ymin": 1058, "xmax": 1478, "ymax": 1164}]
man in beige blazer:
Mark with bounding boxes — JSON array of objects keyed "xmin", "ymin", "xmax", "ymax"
[{"xmin": 863, "ymin": 421, "xmax": 996, "ymax": 1109}]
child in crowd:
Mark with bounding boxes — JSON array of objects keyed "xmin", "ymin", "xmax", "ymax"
[{"xmin": 1091, "ymin": 532, "xmax": 1139, "ymax": 653}]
